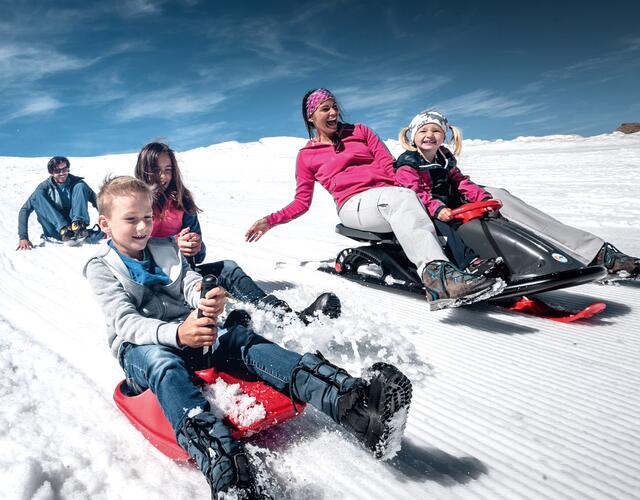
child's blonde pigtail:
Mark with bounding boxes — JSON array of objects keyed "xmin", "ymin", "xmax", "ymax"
[
  {"xmin": 398, "ymin": 127, "xmax": 417, "ymax": 152},
  {"xmin": 448, "ymin": 125, "xmax": 463, "ymax": 156}
]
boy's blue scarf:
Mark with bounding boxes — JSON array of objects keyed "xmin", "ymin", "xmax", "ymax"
[{"xmin": 109, "ymin": 241, "xmax": 171, "ymax": 287}]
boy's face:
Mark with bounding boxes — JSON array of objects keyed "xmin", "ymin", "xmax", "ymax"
[{"xmin": 98, "ymin": 193, "xmax": 153, "ymax": 259}]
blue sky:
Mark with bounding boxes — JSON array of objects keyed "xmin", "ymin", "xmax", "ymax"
[{"xmin": 1, "ymin": 0, "xmax": 639, "ymax": 156}]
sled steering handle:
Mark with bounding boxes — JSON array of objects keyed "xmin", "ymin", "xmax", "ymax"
[
  {"xmin": 198, "ymin": 274, "xmax": 218, "ymax": 319},
  {"xmin": 198, "ymin": 275, "xmax": 218, "ymax": 362},
  {"xmin": 451, "ymin": 199, "xmax": 503, "ymax": 224}
]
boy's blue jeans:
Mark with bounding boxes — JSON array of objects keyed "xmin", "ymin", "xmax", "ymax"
[
  {"xmin": 198, "ymin": 260, "xmax": 267, "ymax": 304},
  {"xmin": 119, "ymin": 325, "xmax": 302, "ymax": 433},
  {"xmin": 33, "ymin": 183, "xmax": 93, "ymax": 239}
]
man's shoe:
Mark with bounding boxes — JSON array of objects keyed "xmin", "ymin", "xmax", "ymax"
[
  {"xmin": 297, "ymin": 292, "xmax": 341, "ymax": 324},
  {"xmin": 591, "ymin": 242, "xmax": 640, "ymax": 278},
  {"xmin": 59, "ymin": 225, "xmax": 75, "ymax": 242},
  {"xmin": 422, "ymin": 260, "xmax": 503, "ymax": 308},
  {"xmin": 338, "ymin": 362, "xmax": 412, "ymax": 460},
  {"xmin": 71, "ymin": 220, "xmax": 89, "ymax": 240}
]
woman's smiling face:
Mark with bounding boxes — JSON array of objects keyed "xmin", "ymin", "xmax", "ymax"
[{"xmin": 309, "ymin": 98, "xmax": 340, "ymax": 140}]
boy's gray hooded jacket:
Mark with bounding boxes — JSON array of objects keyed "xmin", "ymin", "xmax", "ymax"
[{"xmin": 83, "ymin": 237, "xmax": 201, "ymax": 358}]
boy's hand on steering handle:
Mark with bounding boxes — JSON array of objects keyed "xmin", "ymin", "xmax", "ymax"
[
  {"xmin": 194, "ymin": 281, "xmax": 226, "ymax": 319},
  {"xmin": 177, "ymin": 309, "xmax": 217, "ymax": 348}
]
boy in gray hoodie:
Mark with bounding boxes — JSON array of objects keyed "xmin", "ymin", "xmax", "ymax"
[{"xmin": 84, "ymin": 175, "xmax": 412, "ymax": 498}]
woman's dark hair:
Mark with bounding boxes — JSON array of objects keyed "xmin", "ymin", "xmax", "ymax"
[
  {"xmin": 301, "ymin": 88, "xmax": 345, "ymax": 151},
  {"xmin": 134, "ymin": 142, "xmax": 201, "ymax": 215},
  {"xmin": 47, "ymin": 156, "xmax": 70, "ymax": 173}
]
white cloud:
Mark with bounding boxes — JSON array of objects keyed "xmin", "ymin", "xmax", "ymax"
[
  {"xmin": 115, "ymin": 87, "xmax": 226, "ymax": 121},
  {"xmin": 169, "ymin": 121, "xmax": 232, "ymax": 147},
  {"xmin": 542, "ymin": 56, "xmax": 614, "ymax": 80},
  {"xmin": 0, "ymin": 43, "xmax": 94, "ymax": 88},
  {"xmin": 116, "ymin": 0, "xmax": 165, "ymax": 17},
  {"xmin": 336, "ymin": 76, "xmax": 450, "ymax": 111},
  {"xmin": 0, "ymin": 95, "xmax": 63, "ymax": 124},
  {"xmin": 434, "ymin": 89, "xmax": 542, "ymax": 118},
  {"xmin": 622, "ymin": 36, "xmax": 640, "ymax": 52}
]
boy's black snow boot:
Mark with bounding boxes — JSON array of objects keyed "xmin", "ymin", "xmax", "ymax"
[
  {"xmin": 259, "ymin": 293, "xmax": 342, "ymax": 325},
  {"xmin": 257, "ymin": 294, "xmax": 293, "ymax": 317},
  {"xmin": 591, "ymin": 242, "xmax": 640, "ymax": 278},
  {"xmin": 223, "ymin": 309, "xmax": 253, "ymax": 329},
  {"xmin": 176, "ymin": 411, "xmax": 258, "ymax": 499},
  {"xmin": 297, "ymin": 292, "xmax": 342, "ymax": 324},
  {"xmin": 290, "ymin": 352, "xmax": 412, "ymax": 460}
]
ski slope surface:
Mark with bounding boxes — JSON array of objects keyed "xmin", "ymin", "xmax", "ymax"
[{"xmin": 1, "ymin": 131, "xmax": 639, "ymax": 500}]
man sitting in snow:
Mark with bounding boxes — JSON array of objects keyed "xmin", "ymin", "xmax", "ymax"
[
  {"xmin": 84, "ymin": 175, "xmax": 413, "ymax": 498},
  {"xmin": 17, "ymin": 156, "xmax": 102, "ymax": 250}
]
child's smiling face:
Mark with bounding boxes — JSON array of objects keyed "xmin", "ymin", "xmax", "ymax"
[
  {"xmin": 99, "ymin": 193, "xmax": 154, "ymax": 259},
  {"xmin": 414, "ymin": 123, "xmax": 446, "ymax": 161},
  {"xmin": 156, "ymin": 152, "xmax": 174, "ymax": 191}
]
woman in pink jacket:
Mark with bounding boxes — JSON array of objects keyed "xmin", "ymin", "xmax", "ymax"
[
  {"xmin": 395, "ymin": 110, "xmax": 500, "ymax": 275},
  {"xmin": 245, "ymin": 89, "xmax": 502, "ymax": 306}
]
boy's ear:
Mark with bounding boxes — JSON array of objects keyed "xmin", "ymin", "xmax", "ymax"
[{"xmin": 98, "ymin": 214, "xmax": 111, "ymax": 235}]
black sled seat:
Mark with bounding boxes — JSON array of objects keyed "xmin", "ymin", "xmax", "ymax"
[
  {"xmin": 335, "ymin": 224, "xmax": 396, "ymax": 243},
  {"xmin": 331, "ymin": 200, "xmax": 609, "ymax": 300},
  {"xmin": 332, "ymin": 224, "xmax": 424, "ymax": 293}
]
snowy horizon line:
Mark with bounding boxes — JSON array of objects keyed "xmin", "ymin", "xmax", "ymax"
[{"xmin": 2, "ymin": 129, "xmax": 639, "ymax": 161}]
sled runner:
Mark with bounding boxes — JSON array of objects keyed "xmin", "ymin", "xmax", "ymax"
[
  {"xmin": 501, "ymin": 296, "xmax": 606, "ymax": 323},
  {"xmin": 324, "ymin": 200, "xmax": 608, "ymax": 315},
  {"xmin": 114, "ymin": 368, "xmax": 304, "ymax": 461}
]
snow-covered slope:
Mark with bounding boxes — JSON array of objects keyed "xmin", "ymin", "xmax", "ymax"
[{"xmin": 1, "ymin": 132, "xmax": 639, "ymax": 499}]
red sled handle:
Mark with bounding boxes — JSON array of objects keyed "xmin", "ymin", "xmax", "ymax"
[{"xmin": 451, "ymin": 199, "xmax": 503, "ymax": 224}]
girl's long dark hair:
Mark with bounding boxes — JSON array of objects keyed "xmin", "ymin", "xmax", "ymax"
[
  {"xmin": 134, "ymin": 142, "xmax": 201, "ymax": 215},
  {"xmin": 301, "ymin": 88, "xmax": 345, "ymax": 151}
]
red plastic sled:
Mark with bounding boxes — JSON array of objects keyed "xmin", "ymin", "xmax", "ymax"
[
  {"xmin": 451, "ymin": 199, "xmax": 503, "ymax": 224},
  {"xmin": 114, "ymin": 367, "xmax": 304, "ymax": 461}
]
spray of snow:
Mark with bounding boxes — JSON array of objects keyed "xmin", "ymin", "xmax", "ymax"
[
  {"xmin": 378, "ymin": 407, "xmax": 409, "ymax": 461},
  {"xmin": 201, "ymin": 379, "xmax": 267, "ymax": 428}
]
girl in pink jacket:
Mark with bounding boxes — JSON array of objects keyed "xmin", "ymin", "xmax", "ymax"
[
  {"xmin": 395, "ymin": 110, "xmax": 500, "ymax": 275},
  {"xmin": 397, "ymin": 111, "xmax": 640, "ymax": 280},
  {"xmin": 246, "ymin": 89, "xmax": 502, "ymax": 306}
]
